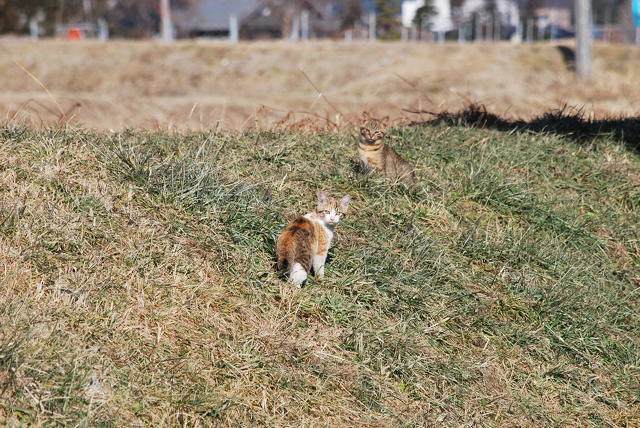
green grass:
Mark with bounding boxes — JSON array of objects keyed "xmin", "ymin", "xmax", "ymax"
[{"xmin": 0, "ymin": 120, "xmax": 639, "ymax": 426}]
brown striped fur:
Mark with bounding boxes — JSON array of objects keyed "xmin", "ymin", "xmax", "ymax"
[
  {"xmin": 358, "ymin": 115, "xmax": 417, "ymax": 187},
  {"xmin": 276, "ymin": 191, "xmax": 351, "ymax": 286}
]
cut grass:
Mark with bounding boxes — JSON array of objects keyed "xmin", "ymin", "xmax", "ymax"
[{"xmin": 0, "ymin": 119, "xmax": 639, "ymax": 426}]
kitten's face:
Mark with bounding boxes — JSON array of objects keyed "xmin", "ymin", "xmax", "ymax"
[
  {"xmin": 359, "ymin": 119, "xmax": 386, "ymax": 145},
  {"xmin": 316, "ymin": 191, "xmax": 351, "ymax": 227}
]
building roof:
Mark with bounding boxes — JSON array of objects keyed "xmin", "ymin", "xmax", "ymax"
[
  {"xmin": 172, "ymin": 0, "xmax": 261, "ymax": 32},
  {"xmin": 172, "ymin": 0, "xmax": 367, "ymax": 36}
]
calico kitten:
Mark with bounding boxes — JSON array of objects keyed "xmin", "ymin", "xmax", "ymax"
[
  {"xmin": 358, "ymin": 116, "xmax": 417, "ymax": 187},
  {"xmin": 276, "ymin": 191, "xmax": 351, "ymax": 287}
]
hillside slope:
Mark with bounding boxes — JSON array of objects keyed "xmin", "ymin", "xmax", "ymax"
[{"xmin": 1, "ymin": 122, "xmax": 639, "ymax": 426}]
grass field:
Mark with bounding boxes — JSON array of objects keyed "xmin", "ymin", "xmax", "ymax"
[
  {"xmin": 1, "ymin": 107, "xmax": 639, "ymax": 425},
  {"xmin": 1, "ymin": 39, "xmax": 640, "ymax": 130}
]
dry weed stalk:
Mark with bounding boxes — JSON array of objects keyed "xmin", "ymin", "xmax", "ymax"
[{"xmin": 12, "ymin": 60, "xmax": 67, "ymax": 123}]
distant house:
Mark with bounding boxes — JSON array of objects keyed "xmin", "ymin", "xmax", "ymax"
[
  {"xmin": 532, "ymin": 0, "xmax": 573, "ymax": 30},
  {"xmin": 172, "ymin": 0, "xmax": 259, "ymax": 38},
  {"xmin": 172, "ymin": 0, "xmax": 347, "ymax": 39}
]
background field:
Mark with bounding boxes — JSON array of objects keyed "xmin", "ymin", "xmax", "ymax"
[{"xmin": 1, "ymin": 39, "xmax": 640, "ymax": 130}]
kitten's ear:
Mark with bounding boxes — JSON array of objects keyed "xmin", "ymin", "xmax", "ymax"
[
  {"xmin": 339, "ymin": 195, "xmax": 351, "ymax": 212},
  {"xmin": 380, "ymin": 116, "xmax": 390, "ymax": 128},
  {"xmin": 362, "ymin": 111, "xmax": 370, "ymax": 122}
]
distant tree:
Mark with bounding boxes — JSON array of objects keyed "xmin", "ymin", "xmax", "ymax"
[
  {"xmin": 448, "ymin": 0, "xmax": 465, "ymax": 27},
  {"xmin": 483, "ymin": 0, "xmax": 497, "ymax": 16},
  {"xmin": 0, "ymin": 0, "xmax": 194, "ymax": 38},
  {"xmin": 0, "ymin": 0, "xmax": 26, "ymax": 33},
  {"xmin": 413, "ymin": 0, "xmax": 436, "ymax": 29},
  {"xmin": 340, "ymin": 0, "xmax": 362, "ymax": 29},
  {"xmin": 105, "ymin": 0, "xmax": 192, "ymax": 39},
  {"xmin": 258, "ymin": 0, "xmax": 307, "ymax": 39},
  {"xmin": 522, "ymin": 0, "xmax": 544, "ymax": 20},
  {"xmin": 0, "ymin": 0, "xmax": 109, "ymax": 34},
  {"xmin": 0, "ymin": 0, "xmax": 56, "ymax": 34},
  {"xmin": 616, "ymin": 0, "xmax": 637, "ymax": 43},
  {"xmin": 592, "ymin": 0, "xmax": 621, "ymax": 25},
  {"xmin": 375, "ymin": 0, "xmax": 400, "ymax": 39},
  {"xmin": 0, "ymin": 0, "xmax": 104, "ymax": 34},
  {"xmin": 105, "ymin": 0, "xmax": 159, "ymax": 38}
]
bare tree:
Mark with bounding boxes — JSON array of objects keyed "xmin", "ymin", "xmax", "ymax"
[
  {"xmin": 106, "ymin": 0, "xmax": 194, "ymax": 39},
  {"xmin": 340, "ymin": 0, "xmax": 362, "ymax": 30},
  {"xmin": 413, "ymin": 0, "xmax": 436, "ymax": 29},
  {"xmin": 375, "ymin": 0, "xmax": 401, "ymax": 39},
  {"xmin": 0, "ymin": 0, "xmax": 114, "ymax": 34}
]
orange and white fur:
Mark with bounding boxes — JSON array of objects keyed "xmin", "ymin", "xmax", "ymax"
[{"xmin": 276, "ymin": 191, "xmax": 351, "ymax": 287}]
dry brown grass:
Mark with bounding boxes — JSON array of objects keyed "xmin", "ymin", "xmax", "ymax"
[
  {"xmin": 2, "ymin": 38, "xmax": 640, "ymax": 426},
  {"xmin": 1, "ymin": 38, "xmax": 640, "ymax": 130}
]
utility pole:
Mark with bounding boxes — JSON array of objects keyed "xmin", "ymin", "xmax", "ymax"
[
  {"xmin": 160, "ymin": 0, "xmax": 173, "ymax": 41},
  {"xmin": 634, "ymin": 0, "xmax": 640, "ymax": 44},
  {"xmin": 290, "ymin": 14, "xmax": 300, "ymax": 40},
  {"xmin": 457, "ymin": 23, "xmax": 465, "ymax": 43},
  {"xmin": 514, "ymin": 17, "xmax": 523, "ymax": 43},
  {"xmin": 575, "ymin": 0, "xmax": 592, "ymax": 78},
  {"xmin": 487, "ymin": 15, "xmax": 493, "ymax": 41},
  {"xmin": 229, "ymin": 15, "xmax": 238, "ymax": 43},
  {"xmin": 82, "ymin": 0, "xmax": 92, "ymax": 19},
  {"xmin": 301, "ymin": 10, "xmax": 310, "ymax": 40},
  {"xmin": 368, "ymin": 12, "xmax": 376, "ymax": 41},
  {"xmin": 98, "ymin": 17, "xmax": 108, "ymax": 40},
  {"xmin": 29, "ymin": 17, "xmax": 39, "ymax": 39}
]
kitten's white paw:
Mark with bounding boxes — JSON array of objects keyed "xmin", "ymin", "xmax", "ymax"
[{"xmin": 290, "ymin": 263, "xmax": 307, "ymax": 287}]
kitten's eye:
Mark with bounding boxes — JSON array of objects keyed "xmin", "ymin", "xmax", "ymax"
[{"xmin": 322, "ymin": 210, "xmax": 330, "ymax": 214}]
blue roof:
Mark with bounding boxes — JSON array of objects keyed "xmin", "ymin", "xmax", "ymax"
[
  {"xmin": 362, "ymin": 0, "xmax": 376, "ymax": 13},
  {"xmin": 173, "ymin": 0, "xmax": 260, "ymax": 32}
]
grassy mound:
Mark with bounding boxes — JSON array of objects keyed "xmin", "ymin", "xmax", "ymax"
[{"xmin": 1, "ymin": 122, "xmax": 639, "ymax": 426}]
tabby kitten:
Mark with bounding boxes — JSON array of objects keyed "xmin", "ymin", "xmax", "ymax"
[
  {"xmin": 276, "ymin": 191, "xmax": 351, "ymax": 287},
  {"xmin": 358, "ymin": 116, "xmax": 417, "ymax": 187}
]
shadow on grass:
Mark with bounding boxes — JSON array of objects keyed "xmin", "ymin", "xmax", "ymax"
[
  {"xmin": 555, "ymin": 45, "xmax": 576, "ymax": 71},
  {"xmin": 408, "ymin": 103, "xmax": 640, "ymax": 152}
]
